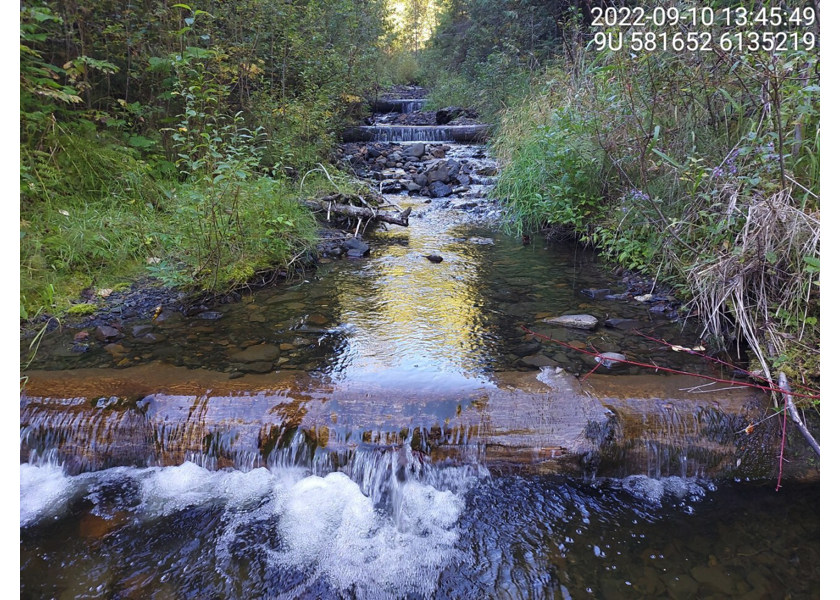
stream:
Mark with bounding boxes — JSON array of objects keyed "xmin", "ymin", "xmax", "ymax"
[{"xmin": 20, "ymin": 91, "xmax": 819, "ymax": 599}]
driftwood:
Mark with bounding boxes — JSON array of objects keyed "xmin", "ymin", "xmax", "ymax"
[
  {"xmin": 778, "ymin": 372, "xmax": 820, "ymax": 458},
  {"xmin": 303, "ymin": 194, "xmax": 411, "ymax": 226}
]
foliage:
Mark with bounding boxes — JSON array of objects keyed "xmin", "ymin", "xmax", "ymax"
[
  {"xmin": 427, "ymin": 0, "xmax": 820, "ymax": 388},
  {"xmin": 20, "ymin": 0, "xmax": 393, "ymax": 318}
]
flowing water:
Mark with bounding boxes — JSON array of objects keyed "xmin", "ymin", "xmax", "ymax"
[{"xmin": 20, "ymin": 98, "xmax": 819, "ymax": 599}]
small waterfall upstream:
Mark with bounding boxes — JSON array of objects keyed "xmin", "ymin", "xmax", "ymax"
[{"xmin": 343, "ymin": 124, "xmax": 488, "ymax": 143}]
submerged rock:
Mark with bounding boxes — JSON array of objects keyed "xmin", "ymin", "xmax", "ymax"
[
  {"xmin": 543, "ymin": 314, "xmax": 598, "ymax": 330},
  {"xmin": 197, "ymin": 311, "xmax": 223, "ymax": 321},
  {"xmin": 581, "ymin": 288, "xmax": 610, "ymax": 299},
  {"xmin": 604, "ymin": 318, "xmax": 642, "ymax": 330},
  {"xmin": 521, "ymin": 354, "xmax": 560, "ymax": 368},
  {"xmin": 425, "ymin": 254, "xmax": 444, "ymax": 263},
  {"xmin": 229, "ymin": 344, "xmax": 280, "ymax": 363},
  {"xmin": 95, "ymin": 325, "xmax": 123, "ymax": 342}
]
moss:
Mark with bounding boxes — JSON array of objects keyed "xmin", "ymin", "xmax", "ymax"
[{"xmin": 67, "ymin": 303, "xmax": 97, "ymax": 316}]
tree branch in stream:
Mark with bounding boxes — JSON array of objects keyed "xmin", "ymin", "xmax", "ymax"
[
  {"xmin": 778, "ymin": 372, "xmax": 820, "ymax": 459},
  {"xmin": 303, "ymin": 194, "xmax": 411, "ymax": 227}
]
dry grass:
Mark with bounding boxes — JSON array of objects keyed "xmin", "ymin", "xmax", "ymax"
[{"xmin": 686, "ymin": 190, "xmax": 820, "ymax": 381}]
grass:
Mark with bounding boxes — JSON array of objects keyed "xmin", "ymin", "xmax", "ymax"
[{"xmin": 19, "ymin": 128, "xmax": 363, "ymax": 320}]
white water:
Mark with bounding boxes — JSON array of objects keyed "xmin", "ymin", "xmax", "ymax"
[{"xmin": 21, "ymin": 446, "xmax": 478, "ymax": 598}]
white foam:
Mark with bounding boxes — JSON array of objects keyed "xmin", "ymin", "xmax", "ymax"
[
  {"xmin": 273, "ymin": 471, "xmax": 464, "ymax": 598},
  {"xmin": 21, "ymin": 459, "xmax": 469, "ymax": 598},
  {"xmin": 137, "ymin": 461, "xmax": 276, "ymax": 517},
  {"xmin": 20, "ymin": 463, "xmax": 78, "ymax": 527}
]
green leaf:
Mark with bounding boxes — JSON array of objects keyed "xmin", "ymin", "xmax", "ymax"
[{"xmin": 652, "ymin": 148, "xmax": 684, "ymax": 170}]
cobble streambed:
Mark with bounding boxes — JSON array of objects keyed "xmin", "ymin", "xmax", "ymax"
[{"xmin": 21, "ymin": 94, "xmax": 818, "ymax": 599}]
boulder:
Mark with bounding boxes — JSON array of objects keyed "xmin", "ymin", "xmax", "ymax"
[
  {"xmin": 543, "ymin": 314, "xmax": 598, "ymax": 330},
  {"xmin": 429, "ymin": 181, "xmax": 452, "ymax": 198},
  {"xmin": 406, "ymin": 143, "xmax": 425, "ymax": 158}
]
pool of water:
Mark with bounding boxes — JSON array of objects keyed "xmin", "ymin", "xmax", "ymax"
[{"xmin": 20, "ymin": 457, "xmax": 819, "ymax": 599}]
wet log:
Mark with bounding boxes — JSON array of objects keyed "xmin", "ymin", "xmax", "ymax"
[
  {"xmin": 778, "ymin": 372, "xmax": 820, "ymax": 458},
  {"xmin": 304, "ymin": 195, "xmax": 411, "ymax": 227}
]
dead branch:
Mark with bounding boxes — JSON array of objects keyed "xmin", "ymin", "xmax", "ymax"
[
  {"xmin": 303, "ymin": 194, "xmax": 411, "ymax": 227},
  {"xmin": 778, "ymin": 372, "xmax": 820, "ymax": 458}
]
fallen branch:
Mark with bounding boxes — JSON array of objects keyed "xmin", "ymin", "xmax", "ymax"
[
  {"xmin": 304, "ymin": 195, "xmax": 411, "ymax": 227},
  {"xmin": 778, "ymin": 372, "xmax": 820, "ymax": 458}
]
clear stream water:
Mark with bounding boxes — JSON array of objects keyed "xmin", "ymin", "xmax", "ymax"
[{"xmin": 21, "ymin": 107, "xmax": 819, "ymax": 598}]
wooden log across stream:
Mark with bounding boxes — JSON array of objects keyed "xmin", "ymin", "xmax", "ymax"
[
  {"xmin": 304, "ymin": 193, "xmax": 412, "ymax": 226},
  {"xmin": 19, "ymin": 363, "xmax": 819, "ymax": 481}
]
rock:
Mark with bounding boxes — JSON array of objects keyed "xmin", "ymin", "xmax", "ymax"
[
  {"xmin": 235, "ymin": 361, "xmax": 274, "ymax": 374},
  {"xmin": 228, "ymin": 371, "xmax": 245, "ymax": 380},
  {"xmin": 512, "ymin": 341, "xmax": 542, "ymax": 357},
  {"xmin": 634, "ymin": 293, "xmax": 654, "ymax": 302},
  {"xmin": 452, "ymin": 185, "xmax": 470, "ymax": 194},
  {"xmin": 197, "ymin": 311, "xmax": 224, "ymax": 321},
  {"xmin": 95, "ymin": 325, "xmax": 123, "ymax": 342},
  {"xmin": 406, "ymin": 143, "xmax": 425, "ymax": 158},
  {"xmin": 429, "ymin": 181, "xmax": 452, "ymax": 198},
  {"xmin": 581, "ymin": 288, "xmax": 611, "ymax": 299},
  {"xmin": 380, "ymin": 179, "xmax": 403, "ymax": 193},
  {"xmin": 406, "ymin": 182, "xmax": 421, "ymax": 193},
  {"xmin": 307, "ymin": 313, "xmax": 329, "ymax": 325},
  {"xmin": 103, "ymin": 343, "xmax": 128, "ymax": 357},
  {"xmin": 475, "ymin": 165, "xmax": 498, "ymax": 176},
  {"xmin": 431, "ymin": 147, "xmax": 447, "ymax": 158},
  {"xmin": 425, "ymin": 254, "xmax": 444, "ymax": 263},
  {"xmin": 345, "ymin": 237, "xmax": 370, "ymax": 256},
  {"xmin": 468, "ymin": 237, "xmax": 494, "ymax": 245},
  {"xmin": 279, "ymin": 343, "xmax": 295, "ymax": 351},
  {"xmin": 521, "ymin": 354, "xmax": 560, "ymax": 368},
  {"xmin": 249, "ymin": 313, "xmax": 267, "ymax": 323},
  {"xmin": 414, "ymin": 173, "xmax": 429, "ymax": 187},
  {"xmin": 137, "ymin": 333, "xmax": 166, "ymax": 344},
  {"xmin": 661, "ymin": 575, "xmax": 699, "ymax": 599},
  {"xmin": 689, "ymin": 566, "xmax": 735, "ymax": 595},
  {"xmin": 132, "ymin": 325, "xmax": 153, "ymax": 337},
  {"xmin": 73, "ymin": 331, "xmax": 90, "ymax": 342},
  {"xmin": 229, "ymin": 344, "xmax": 280, "ymax": 363},
  {"xmin": 595, "ymin": 352, "xmax": 627, "ymax": 369},
  {"xmin": 543, "ymin": 314, "xmax": 598, "ymax": 330},
  {"xmin": 604, "ymin": 318, "xmax": 642, "ymax": 330}
]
